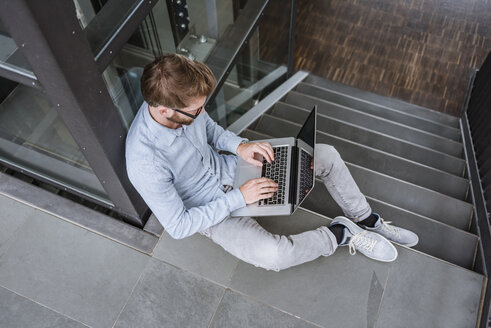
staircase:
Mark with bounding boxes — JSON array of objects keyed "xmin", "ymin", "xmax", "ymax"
[{"xmin": 237, "ymin": 74, "xmax": 486, "ymax": 327}]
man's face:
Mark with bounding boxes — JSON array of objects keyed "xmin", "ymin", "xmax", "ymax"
[{"xmin": 166, "ymin": 96, "xmax": 206, "ymax": 126}]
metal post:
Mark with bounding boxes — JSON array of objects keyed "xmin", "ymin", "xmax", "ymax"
[
  {"xmin": 287, "ymin": 0, "xmax": 296, "ymax": 78},
  {"xmin": 0, "ymin": 0, "xmax": 149, "ymax": 226},
  {"xmin": 204, "ymin": 0, "xmax": 218, "ymax": 39}
]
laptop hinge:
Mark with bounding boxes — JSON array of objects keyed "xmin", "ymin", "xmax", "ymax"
[{"xmin": 289, "ymin": 145, "xmax": 299, "ymax": 208}]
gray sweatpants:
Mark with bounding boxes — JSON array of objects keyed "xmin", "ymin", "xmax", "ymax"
[{"xmin": 200, "ymin": 144, "xmax": 372, "ymax": 271}]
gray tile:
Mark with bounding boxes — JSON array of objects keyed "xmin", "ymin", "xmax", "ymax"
[
  {"xmin": 153, "ymin": 232, "xmax": 239, "ymax": 285},
  {"xmin": 376, "ymin": 247, "xmax": 484, "ymax": 328},
  {"xmin": 0, "ymin": 286, "xmax": 88, "ymax": 328},
  {"xmin": 230, "ymin": 252, "xmax": 389, "ymax": 328},
  {"xmin": 0, "ymin": 210, "xmax": 150, "ymax": 328},
  {"xmin": 229, "ymin": 209, "xmax": 390, "ymax": 328},
  {"xmin": 143, "ymin": 214, "xmax": 164, "ymax": 237},
  {"xmin": 210, "ymin": 290, "xmax": 318, "ymax": 328},
  {"xmin": 0, "ymin": 195, "xmax": 32, "ymax": 256},
  {"xmin": 115, "ymin": 258, "xmax": 224, "ymax": 328},
  {"xmin": 0, "ymin": 173, "xmax": 158, "ymax": 254}
]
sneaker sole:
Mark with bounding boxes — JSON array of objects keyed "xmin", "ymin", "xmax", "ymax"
[{"xmin": 393, "ymin": 239, "xmax": 419, "ymax": 248}]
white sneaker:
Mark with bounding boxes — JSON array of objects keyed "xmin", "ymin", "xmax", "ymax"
[
  {"xmin": 362, "ymin": 214, "xmax": 419, "ymax": 247},
  {"xmin": 331, "ymin": 216, "xmax": 398, "ymax": 262}
]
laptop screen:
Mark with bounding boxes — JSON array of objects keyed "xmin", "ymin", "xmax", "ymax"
[{"xmin": 296, "ymin": 106, "xmax": 316, "ymax": 147}]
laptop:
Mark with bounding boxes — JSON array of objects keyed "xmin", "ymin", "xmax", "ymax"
[{"xmin": 231, "ymin": 106, "xmax": 317, "ymax": 217}]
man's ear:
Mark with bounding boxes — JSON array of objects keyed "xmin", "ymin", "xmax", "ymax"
[{"xmin": 158, "ymin": 106, "xmax": 169, "ymax": 116}]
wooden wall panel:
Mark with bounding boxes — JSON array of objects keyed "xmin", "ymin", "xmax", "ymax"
[{"xmin": 290, "ymin": 0, "xmax": 491, "ymax": 116}]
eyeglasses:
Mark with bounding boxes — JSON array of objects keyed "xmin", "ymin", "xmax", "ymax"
[{"xmin": 172, "ymin": 104, "xmax": 204, "ymax": 119}]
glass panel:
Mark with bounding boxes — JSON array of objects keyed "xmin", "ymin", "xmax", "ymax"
[
  {"xmin": 0, "ymin": 20, "xmax": 35, "ymax": 77},
  {"xmin": 206, "ymin": 0, "xmax": 290, "ymax": 128},
  {"xmin": 100, "ymin": 0, "xmax": 180, "ymax": 129},
  {"xmin": 0, "ymin": 76, "xmax": 110, "ymax": 203},
  {"xmin": 175, "ymin": 0, "xmax": 239, "ymax": 62},
  {"xmin": 97, "ymin": 0, "xmax": 286, "ymax": 131}
]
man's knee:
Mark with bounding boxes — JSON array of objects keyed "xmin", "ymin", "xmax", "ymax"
[
  {"xmin": 315, "ymin": 144, "xmax": 342, "ymax": 176},
  {"xmin": 248, "ymin": 241, "xmax": 283, "ymax": 272}
]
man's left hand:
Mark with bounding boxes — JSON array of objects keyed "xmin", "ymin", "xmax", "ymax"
[{"xmin": 237, "ymin": 142, "xmax": 274, "ymax": 167}]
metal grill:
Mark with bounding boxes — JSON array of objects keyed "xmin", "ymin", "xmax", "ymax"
[{"xmin": 467, "ymin": 51, "xmax": 491, "ymax": 219}]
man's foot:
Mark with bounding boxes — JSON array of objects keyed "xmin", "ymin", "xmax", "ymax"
[
  {"xmin": 330, "ymin": 216, "xmax": 398, "ymax": 262},
  {"xmin": 360, "ymin": 213, "xmax": 419, "ymax": 247}
]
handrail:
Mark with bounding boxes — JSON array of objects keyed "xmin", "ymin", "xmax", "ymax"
[
  {"xmin": 461, "ymin": 50, "xmax": 491, "ymax": 328},
  {"xmin": 227, "ymin": 70, "xmax": 309, "ymax": 135}
]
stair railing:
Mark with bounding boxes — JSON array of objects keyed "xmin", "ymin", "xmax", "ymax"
[
  {"xmin": 204, "ymin": 0, "xmax": 297, "ymax": 129},
  {"xmin": 461, "ymin": 50, "xmax": 491, "ymax": 328}
]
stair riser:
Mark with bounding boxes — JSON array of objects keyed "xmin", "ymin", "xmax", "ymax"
[
  {"xmin": 275, "ymin": 99, "xmax": 463, "ymax": 158},
  {"xmin": 286, "ymin": 85, "xmax": 460, "ymax": 141},
  {"xmin": 258, "ymin": 112, "xmax": 466, "ymax": 176},
  {"xmin": 346, "ymin": 164, "xmax": 473, "ymax": 231},
  {"xmin": 243, "ymin": 126, "xmax": 473, "ymax": 230},
  {"xmin": 256, "ymin": 114, "xmax": 468, "ymax": 200},
  {"xmin": 302, "ymin": 186, "xmax": 477, "ymax": 270},
  {"xmin": 304, "ymin": 74, "xmax": 461, "ymax": 128},
  {"xmin": 295, "ymin": 82, "xmax": 461, "ymax": 139}
]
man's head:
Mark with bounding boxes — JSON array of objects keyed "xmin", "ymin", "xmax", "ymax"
[{"xmin": 141, "ymin": 54, "xmax": 216, "ymax": 125}]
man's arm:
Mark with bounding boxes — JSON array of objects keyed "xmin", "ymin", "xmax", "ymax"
[
  {"xmin": 204, "ymin": 112, "xmax": 246, "ymax": 154},
  {"xmin": 128, "ymin": 162, "xmax": 245, "ymax": 239}
]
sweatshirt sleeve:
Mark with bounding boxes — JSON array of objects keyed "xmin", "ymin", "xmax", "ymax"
[{"xmin": 128, "ymin": 162, "xmax": 246, "ymax": 239}]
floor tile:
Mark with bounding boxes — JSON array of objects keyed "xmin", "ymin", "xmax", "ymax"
[
  {"xmin": 0, "ymin": 286, "xmax": 88, "ymax": 328},
  {"xmin": 114, "ymin": 258, "xmax": 224, "ymax": 328},
  {"xmin": 0, "ymin": 195, "xmax": 33, "ymax": 256},
  {"xmin": 0, "ymin": 174, "xmax": 158, "ymax": 254},
  {"xmin": 0, "ymin": 210, "xmax": 150, "ymax": 328},
  {"xmin": 229, "ymin": 209, "xmax": 390, "ymax": 328},
  {"xmin": 376, "ymin": 247, "xmax": 484, "ymax": 328},
  {"xmin": 209, "ymin": 290, "xmax": 319, "ymax": 328},
  {"xmin": 153, "ymin": 232, "xmax": 239, "ymax": 285}
]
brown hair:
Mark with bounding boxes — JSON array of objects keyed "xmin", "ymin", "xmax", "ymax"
[{"xmin": 140, "ymin": 54, "xmax": 216, "ymax": 108}]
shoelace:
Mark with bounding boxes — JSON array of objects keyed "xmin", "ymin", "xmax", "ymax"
[
  {"xmin": 379, "ymin": 219, "xmax": 400, "ymax": 238},
  {"xmin": 348, "ymin": 231, "xmax": 377, "ymax": 255}
]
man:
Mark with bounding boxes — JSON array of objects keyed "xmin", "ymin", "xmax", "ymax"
[{"xmin": 126, "ymin": 54, "xmax": 418, "ymax": 271}]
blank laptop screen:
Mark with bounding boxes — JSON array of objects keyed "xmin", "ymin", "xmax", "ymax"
[{"xmin": 296, "ymin": 107, "xmax": 316, "ymax": 147}]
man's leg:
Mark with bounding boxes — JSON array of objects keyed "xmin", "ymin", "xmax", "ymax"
[
  {"xmin": 314, "ymin": 144, "xmax": 371, "ymax": 222},
  {"xmin": 200, "ymin": 216, "xmax": 338, "ymax": 272},
  {"xmin": 314, "ymin": 144, "xmax": 419, "ymax": 247}
]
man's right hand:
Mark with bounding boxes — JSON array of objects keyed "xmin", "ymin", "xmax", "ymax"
[{"xmin": 239, "ymin": 177, "xmax": 278, "ymax": 205}]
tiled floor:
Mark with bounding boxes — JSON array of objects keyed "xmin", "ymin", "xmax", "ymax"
[{"xmin": 0, "ymin": 191, "xmax": 485, "ymax": 328}]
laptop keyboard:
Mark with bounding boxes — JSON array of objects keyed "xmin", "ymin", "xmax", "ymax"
[
  {"xmin": 259, "ymin": 146, "xmax": 288, "ymax": 206},
  {"xmin": 298, "ymin": 150, "xmax": 314, "ymax": 203}
]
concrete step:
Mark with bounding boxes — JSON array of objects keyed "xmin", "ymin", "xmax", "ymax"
[
  {"xmin": 293, "ymin": 82, "xmax": 461, "ymax": 141},
  {"xmin": 304, "ymin": 74, "xmax": 461, "ymax": 129},
  {"xmin": 241, "ymin": 129, "xmax": 479, "ymax": 269},
  {"xmin": 272, "ymin": 101, "xmax": 466, "ymax": 176},
  {"xmin": 247, "ymin": 208, "xmax": 484, "ymax": 328},
  {"xmin": 282, "ymin": 92, "xmax": 463, "ymax": 158},
  {"xmin": 303, "ymin": 185, "xmax": 478, "ymax": 270},
  {"xmin": 242, "ymin": 125, "xmax": 473, "ymax": 230},
  {"xmin": 254, "ymin": 113, "xmax": 469, "ymax": 200}
]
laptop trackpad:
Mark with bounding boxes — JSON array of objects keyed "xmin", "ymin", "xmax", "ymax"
[{"xmin": 235, "ymin": 165, "xmax": 261, "ymax": 187}]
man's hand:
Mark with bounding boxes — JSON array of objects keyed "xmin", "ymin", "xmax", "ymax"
[
  {"xmin": 237, "ymin": 142, "xmax": 274, "ymax": 167},
  {"xmin": 239, "ymin": 177, "xmax": 278, "ymax": 204}
]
